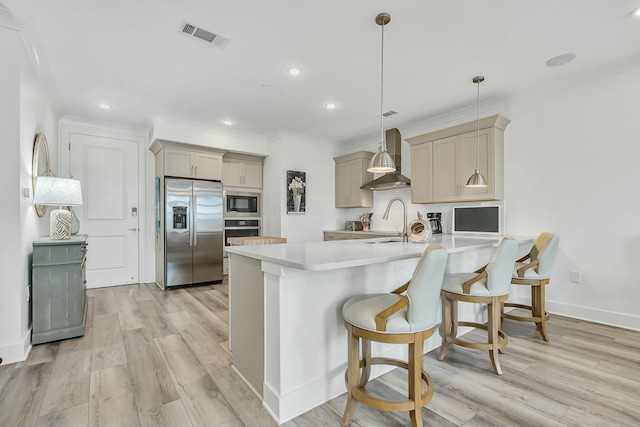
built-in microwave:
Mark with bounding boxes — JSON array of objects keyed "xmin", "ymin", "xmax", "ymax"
[{"xmin": 224, "ymin": 191, "xmax": 260, "ymax": 218}]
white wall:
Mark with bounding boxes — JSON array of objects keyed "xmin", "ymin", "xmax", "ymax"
[
  {"xmin": 0, "ymin": 18, "xmax": 62, "ymax": 363},
  {"xmin": 503, "ymin": 68, "xmax": 640, "ymax": 329},
  {"xmin": 264, "ymin": 132, "xmax": 338, "ymax": 243}
]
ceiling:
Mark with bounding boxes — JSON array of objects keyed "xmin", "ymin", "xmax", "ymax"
[{"xmin": 3, "ymin": 0, "xmax": 640, "ymax": 143}]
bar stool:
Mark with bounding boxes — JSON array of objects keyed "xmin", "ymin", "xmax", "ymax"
[
  {"xmin": 438, "ymin": 238, "xmax": 518, "ymax": 375},
  {"xmin": 502, "ymin": 232, "xmax": 560, "ymax": 341},
  {"xmin": 341, "ymin": 246, "xmax": 448, "ymax": 427}
]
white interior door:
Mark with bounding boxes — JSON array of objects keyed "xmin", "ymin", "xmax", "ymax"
[{"xmin": 69, "ymin": 133, "xmax": 139, "ymax": 288}]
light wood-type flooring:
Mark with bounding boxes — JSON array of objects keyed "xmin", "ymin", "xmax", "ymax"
[{"xmin": 0, "ymin": 281, "xmax": 639, "ymax": 426}]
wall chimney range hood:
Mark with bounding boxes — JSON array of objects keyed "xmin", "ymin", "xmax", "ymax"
[{"xmin": 360, "ymin": 128, "xmax": 411, "ymax": 190}]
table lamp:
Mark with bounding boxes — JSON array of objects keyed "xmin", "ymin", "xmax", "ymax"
[{"xmin": 33, "ymin": 176, "xmax": 83, "ymax": 240}]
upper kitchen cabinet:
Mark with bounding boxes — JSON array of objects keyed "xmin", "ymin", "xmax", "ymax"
[
  {"xmin": 165, "ymin": 149, "xmax": 222, "ymax": 180},
  {"xmin": 407, "ymin": 115, "xmax": 510, "ymax": 204},
  {"xmin": 334, "ymin": 151, "xmax": 374, "ymax": 208},
  {"xmin": 222, "ymin": 155, "xmax": 263, "ymax": 188},
  {"xmin": 150, "ymin": 140, "xmax": 224, "ymax": 181}
]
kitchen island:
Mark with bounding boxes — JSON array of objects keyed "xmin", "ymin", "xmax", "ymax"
[{"xmin": 226, "ymin": 235, "xmax": 534, "ymax": 424}]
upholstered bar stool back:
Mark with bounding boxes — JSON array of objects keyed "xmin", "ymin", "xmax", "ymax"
[
  {"xmin": 503, "ymin": 232, "xmax": 560, "ymax": 341},
  {"xmin": 438, "ymin": 238, "xmax": 518, "ymax": 375},
  {"xmin": 341, "ymin": 246, "xmax": 448, "ymax": 427}
]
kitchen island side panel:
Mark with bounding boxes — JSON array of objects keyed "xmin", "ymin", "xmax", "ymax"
[{"xmin": 228, "ymin": 253, "xmax": 264, "ymax": 398}]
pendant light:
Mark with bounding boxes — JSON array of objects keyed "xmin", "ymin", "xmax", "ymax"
[
  {"xmin": 367, "ymin": 13, "xmax": 396, "ymax": 173},
  {"xmin": 466, "ymin": 76, "xmax": 488, "ymax": 188}
]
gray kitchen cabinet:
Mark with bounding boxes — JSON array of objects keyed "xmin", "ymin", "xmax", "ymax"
[
  {"xmin": 149, "ymin": 140, "xmax": 225, "ymax": 181},
  {"xmin": 164, "ymin": 148, "xmax": 222, "ymax": 180},
  {"xmin": 407, "ymin": 114, "xmax": 510, "ymax": 204},
  {"xmin": 223, "ymin": 158, "xmax": 263, "ymax": 188},
  {"xmin": 334, "ymin": 151, "xmax": 374, "ymax": 208},
  {"xmin": 31, "ymin": 235, "xmax": 88, "ymax": 344}
]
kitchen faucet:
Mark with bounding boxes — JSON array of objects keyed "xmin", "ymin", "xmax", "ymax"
[{"xmin": 382, "ymin": 197, "xmax": 408, "ymax": 242}]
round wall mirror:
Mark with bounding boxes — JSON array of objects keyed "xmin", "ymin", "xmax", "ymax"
[{"xmin": 32, "ymin": 133, "xmax": 51, "ymax": 217}]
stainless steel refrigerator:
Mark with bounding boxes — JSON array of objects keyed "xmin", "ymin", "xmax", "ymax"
[{"xmin": 165, "ymin": 178, "xmax": 223, "ymax": 288}]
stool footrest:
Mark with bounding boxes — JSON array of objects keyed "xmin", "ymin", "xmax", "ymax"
[
  {"xmin": 350, "ymin": 357, "xmax": 434, "ymax": 412},
  {"xmin": 503, "ymin": 303, "xmax": 550, "ymax": 323},
  {"xmin": 445, "ymin": 321, "xmax": 508, "ymax": 351}
]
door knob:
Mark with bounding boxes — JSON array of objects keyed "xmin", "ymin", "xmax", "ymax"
[{"xmin": 127, "ymin": 227, "xmax": 138, "ymax": 231}]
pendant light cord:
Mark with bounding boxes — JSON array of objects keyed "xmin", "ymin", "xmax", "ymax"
[
  {"xmin": 379, "ymin": 19, "xmax": 385, "ymax": 150},
  {"xmin": 475, "ymin": 78, "xmax": 480, "ymax": 170}
]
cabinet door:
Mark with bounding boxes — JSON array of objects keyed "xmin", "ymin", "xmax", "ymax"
[
  {"xmin": 243, "ymin": 161, "xmax": 262, "ymax": 188},
  {"xmin": 194, "ymin": 152, "xmax": 222, "ymax": 180},
  {"xmin": 411, "ymin": 143, "xmax": 433, "ymax": 203},
  {"xmin": 460, "ymin": 129, "xmax": 493, "ymax": 200},
  {"xmin": 432, "ymin": 136, "xmax": 460, "ymax": 202},
  {"xmin": 335, "ymin": 162, "xmax": 351, "ymax": 207},
  {"xmin": 222, "ymin": 160, "xmax": 242, "ymax": 186},
  {"xmin": 348, "ymin": 160, "xmax": 363, "ymax": 207},
  {"xmin": 165, "ymin": 149, "xmax": 194, "ymax": 178}
]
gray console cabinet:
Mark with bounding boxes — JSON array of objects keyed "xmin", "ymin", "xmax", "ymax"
[{"xmin": 32, "ymin": 234, "xmax": 88, "ymax": 344}]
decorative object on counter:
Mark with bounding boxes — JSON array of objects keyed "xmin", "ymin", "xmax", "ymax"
[
  {"xmin": 466, "ymin": 76, "xmax": 489, "ymax": 188},
  {"xmin": 382, "ymin": 197, "xmax": 408, "ymax": 242},
  {"xmin": 367, "ymin": 13, "xmax": 395, "ymax": 174},
  {"xmin": 32, "ymin": 133, "xmax": 52, "ymax": 218},
  {"xmin": 503, "ymin": 232, "xmax": 560, "ymax": 342},
  {"xmin": 438, "ymin": 237, "xmax": 518, "ymax": 375},
  {"xmin": 427, "ymin": 212, "xmax": 442, "ymax": 234},
  {"xmin": 287, "ymin": 170, "xmax": 306, "ymax": 214},
  {"xmin": 345, "ymin": 221, "xmax": 363, "ymax": 232},
  {"xmin": 33, "ymin": 176, "xmax": 84, "ymax": 240},
  {"xmin": 359, "ymin": 212, "xmax": 372, "ymax": 231},
  {"xmin": 408, "ymin": 218, "xmax": 432, "ymax": 243},
  {"xmin": 341, "ymin": 246, "xmax": 448, "ymax": 427}
]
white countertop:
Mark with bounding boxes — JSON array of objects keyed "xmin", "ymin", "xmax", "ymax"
[
  {"xmin": 323, "ymin": 229, "xmax": 400, "ymax": 236},
  {"xmin": 225, "ymin": 234, "xmax": 535, "ymax": 271}
]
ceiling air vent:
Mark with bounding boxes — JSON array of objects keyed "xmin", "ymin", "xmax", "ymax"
[
  {"xmin": 180, "ymin": 22, "xmax": 231, "ymax": 48},
  {"xmin": 383, "ymin": 110, "xmax": 398, "ymax": 117}
]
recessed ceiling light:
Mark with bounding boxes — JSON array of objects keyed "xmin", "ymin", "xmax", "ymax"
[
  {"xmin": 287, "ymin": 67, "xmax": 302, "ymax": 76},
  {"xmin": 324, "ymin": 102, "xmax": 337, "ymax": 110},
  {"xmin": 545, "ymin": 53, "xmax": 576, "ymax": 67},
  {"xmin": 99, "ymin": 103, "xmax": 111, "ymax": 110},
  {"xmin": 222, "ymin": 120, "xmax": 234, "ymax": 126}
]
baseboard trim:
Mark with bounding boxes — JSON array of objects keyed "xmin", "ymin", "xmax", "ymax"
[
  {"xmin": 0, "ymin": 328, "xmax": 32, "ymax": 365},
  {"xmin": 517, "ymin": 296, "xmax": 640, "ymax": 332}
]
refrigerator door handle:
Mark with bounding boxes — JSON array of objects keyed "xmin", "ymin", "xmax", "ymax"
[{"xmin": 192, "ymin": 192, "xmax": 198, "ymax": 246}]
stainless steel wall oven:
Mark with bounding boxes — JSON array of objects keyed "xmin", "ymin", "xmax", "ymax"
[{"xmin": 224, "ymin": 219, "xmax": 260, "ymax": 246}]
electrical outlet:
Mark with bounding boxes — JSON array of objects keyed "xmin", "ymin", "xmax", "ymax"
[{"xmin": 570, "ymin": 270, "xmax": 581, "ymax": 283}]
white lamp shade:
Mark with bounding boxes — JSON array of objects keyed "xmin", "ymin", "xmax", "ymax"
[{"xmin": 34, "ymin": 176, "xmax": 83, "ymax": 206}]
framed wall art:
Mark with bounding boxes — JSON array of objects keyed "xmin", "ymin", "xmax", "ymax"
[{"xmin": 287, "ymin": 170, "xmax": 306, "ymax": 214}]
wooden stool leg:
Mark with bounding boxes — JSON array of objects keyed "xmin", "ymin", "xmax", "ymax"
[
  {"xmin": 536, "ymin": 285, "xmax": 550, "ymax": 342},
  {"xmin": 408, "ymin": 336, "xmax": 424, "ymax": 427},
  {"xmin": 359, "ymin": 339, "xmax": 372, "ymax": 387},
  {"xmin": 451, "ymin": 298, "xmax": 459, "ymax": 338},
  {"xmin": 342, "ymin": 325, "xmax": 359, "ymax": 426},
  {"xmin": 487, "ymin": 297, "xmax": 502, "ymax": 375},
  {"xmin": 438, "ymin": 291, "xmax": 451, "ymax": 361}
]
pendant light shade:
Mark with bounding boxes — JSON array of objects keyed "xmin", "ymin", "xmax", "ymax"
[
  {"xmin": 368, "ymin": 12, "xmax": 396, "ymax": 174},
  {"xmin": 466, "ymin": 76, "xmax": 488, "ymax": 188},
  {"xmin": 466, "ymin": 168, "xmax": 488, "ymax": 187},
  {"xmin": 369, "ymin": 146, "xmax": 396, "ymax": 173}
]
